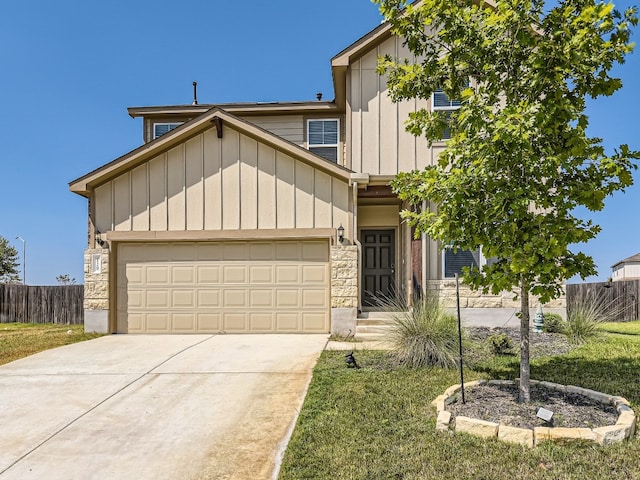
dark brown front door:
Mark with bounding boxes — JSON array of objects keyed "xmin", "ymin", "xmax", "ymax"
[{"xmin": 361, "ymin": 229, "xmax": 395, "ymax": 307}]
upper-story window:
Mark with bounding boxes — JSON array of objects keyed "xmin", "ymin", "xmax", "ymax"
[
  {"xmin": 307, "ymin": 119, "xmax": 339, "ymax": 162},
  {"xmin": 153, "ymin": 122, "xmax": 182, "ymax": 139},
  {"xmin": 432, "ymin": 88, "xmax": 463, "ymax": 140}
]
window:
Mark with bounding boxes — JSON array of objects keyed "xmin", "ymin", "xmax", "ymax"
[
  {"xmin": 443, "ymin": 246, "xmax": 496, "ymax": 278},
  {"xmin": 307, "ymin": 119, "xmax": 339, "ymax": 162},
  {"xmin": 153, "ymin": 122, "xmax": 182, "ymax": 139},
  {"xmin": 432, "ymin": 87, "xmax": 464, "ymax": 140}
]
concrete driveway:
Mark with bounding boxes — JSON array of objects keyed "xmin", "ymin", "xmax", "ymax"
[{"xmin": 0, "ymin": 334, "xmax": 328, "ymax": 480}]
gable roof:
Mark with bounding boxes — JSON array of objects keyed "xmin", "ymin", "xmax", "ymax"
[
  {"xmin": 69, "ymin": 107, "xmax": 353, "ymax": 197},
  {"xmin": 612, "ymin": 253, "xmax": 640, "ymax": 268}
]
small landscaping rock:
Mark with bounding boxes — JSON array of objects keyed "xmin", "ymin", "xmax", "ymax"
[
  {"xmin": 593, "ymin": 425, "xmax": 631, "ymax": 445},
  {"xmin": 436, "ymin": 410, "xmax": 452, "ymax": 431},
  {"xmin": 498, "ymin": 425, "xmax": 534, "ymax": 448},
  {"xmin": 455, "ymin": 416, "xmax": 499, "ymax": 438}
]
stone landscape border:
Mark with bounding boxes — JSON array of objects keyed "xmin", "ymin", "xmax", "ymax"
[{"xmin": 432, "ymin": 379, "xmax": 636, "ymax": 448}]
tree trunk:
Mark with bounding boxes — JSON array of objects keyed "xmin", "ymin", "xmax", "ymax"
[{"xmin": 519, "ymin": 277, "xmax": 531, "ymax": 403}]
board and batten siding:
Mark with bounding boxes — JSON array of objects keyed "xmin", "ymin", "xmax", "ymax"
[
  {"xmin": 348, "ymin": 35, "xmax": 445, "ymax": 175},
  {"xmin": 93, "ymin": 128, "xmax": 350, "ymax": 234},
  {"xmin": 240, "ymin": 115, "xmax": 304, "ymax": 146}
]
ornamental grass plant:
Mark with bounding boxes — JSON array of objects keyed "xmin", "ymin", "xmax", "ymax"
[
  {"xmin": 384, "ymin": 294, "xmax": 460, "ymax": 368},
  {"xmin": 565, "ymin": 291, "xmax": 618, "ymax": 344}
]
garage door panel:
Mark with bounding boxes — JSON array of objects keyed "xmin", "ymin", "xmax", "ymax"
[
  {"xmin": 224, "ymin": 290, "xmax": 248, "ymax": 308},
  {"xmin": 146, "ymin": 266, "xmax": 169, "ymax": 284},
  {"xmin": 223, "ymin": 313, "xmax": 247, "ymax": 332},
  {"xmin": 146, "ymin": 313, "xmax": 170, "ymax": 332},
  {"xmin": 172, "ymin": 314, "xmax": 196, "ymax": 332},
  {"xmin": 196, "ymin": 243, "xmax": 223, "ymax": 260},
  {"xmin": 223, "ymin": 265, "xmax": 247, "ymax": 284},
  {"xmin": 172, "ymin": 290, "xmax": 195, "ymax": 307},
  {"xmin": 126, "ymin": 313, "xmax": 143, "ymax": 333},
  {"xmin": 146, "ymin": 290, "xmax": 170, "ymax": 308},
  {"xmin": 302, "ymin": 313, "xmax": 326, "ymax": 331},
  {"xmin": 198, "ymin": 290, "xmax": 221, "ymax": 307},
  {"xmin": 276, "ymin": 313, "xmax": 299, "ymax": 331},
  {"xmin": 197, "ymin": 265, "xmax": 221, "ymax": 284},
  {"xmin": 302, "ymin": 241, "xmax": 328, "ymax": 261},
  {"xmin": 117, "ymin": 240, "xmax": 329, "ymax": 333},
  {"xmin": 302, "ymin": 265, "xmax": 327, "ymax": 284},
  {"xmin": 276, "ymin": 289, "xmax": 300, "ymax": 307},
  {"xmin": 250, "ymin": 289, "xmax": 274, "ymax": 308},
  {"xmin": 275, "ymin": 265, "xmax": 299, "ymax": 283},
  {"xmin": 172, "ymin": 266, "xmax": 194, "ymax": 284},
  {"xmin": 223, "ymin": 243, "xmax": 248, "ymax": 260},
  {"xmin": 249, "ymin": 313, "xmax": 274, "ymax": 331},
  {"xmin": 302, "ymin": 289, "xmax": 328, "ymax": 308},
  {"xmin": 126, "ymin": 265, "xmax": 144, "ymax": 285},
  {"xmin": 250, "ymin": 242, "xmax": 275, "ymax": 260},
  {"xmin": 276, "ymin": 242, "xmax": 300, "ymax": 260},
  {"xmin": 126, "ymin": 290, "xmax": 144, "ymax": 308},
  {"xmin": 197, "ymin": 313, "xmax": 221, "ymax": 332},
  {"xmin": 249, "ymin": 265, "xmax": 273, "ymax": 283}
]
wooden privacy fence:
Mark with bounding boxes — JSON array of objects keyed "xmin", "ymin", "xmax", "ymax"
[
  {"xmin": 566, "ymin": 280, "xmax": 640, "ymax": 322},
  {"xmin": 0, "ymin": 285, "xmax": 84, "ymax": 325}
]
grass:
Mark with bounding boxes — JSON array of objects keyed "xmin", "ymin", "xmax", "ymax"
[
  {"xmin": 279, "ymin": 322, "xmax": 640, "ymax": 480},
  {"xmin": 0, "ymin": 323, "xmax": 104, "ymax": 366}
]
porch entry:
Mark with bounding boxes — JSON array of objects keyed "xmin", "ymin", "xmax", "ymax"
[{"xmin": 361, "ymin": 229, "xmax": 395, "ymax": 307}]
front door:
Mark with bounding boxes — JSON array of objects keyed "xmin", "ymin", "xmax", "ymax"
[{"xmin": 361, "ymin": 229, "xmax": 395, "ymax": 307}]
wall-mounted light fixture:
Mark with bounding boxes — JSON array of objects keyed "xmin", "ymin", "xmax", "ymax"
[
  {"xmin": 337, "ymin": 224, "xmax": 345, "ymax": 244},
  {"xmin": 95, "ymin": 231, "xmax": 106, "ymax": 248}
]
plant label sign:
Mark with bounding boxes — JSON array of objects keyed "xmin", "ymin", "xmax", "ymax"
[{"xmin": 536, "ymin": 407, "xmax": 554, "ymax": 422}]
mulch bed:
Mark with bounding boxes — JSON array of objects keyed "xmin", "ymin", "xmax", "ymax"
[
  {"xmin": 448, "ymin": 328, "xmax": 619, "ymax": 430},
  {"xmin": 447, "ymin": 382, "xmax": 619, "ymax": 430}
]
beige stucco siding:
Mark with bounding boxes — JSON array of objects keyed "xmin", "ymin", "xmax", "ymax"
[
  {"xmin": 348, "ymin": 35, "xmax": 445, "ymax": 175},
  {"xmin": 93, "ymin": 128, "xmax": 350, "ymax": 234}
]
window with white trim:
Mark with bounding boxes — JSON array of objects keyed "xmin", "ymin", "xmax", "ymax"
[
  {"xmin": 432, "ymin": 87, "xmax": 464, "ymax": 140},
  {"xmin": 307, "ymin": 119, "xmax": 339, "ymax": 162},
  {"xmin": 153, "ymin": 122, "xmax": 182, "ymax": 139}
]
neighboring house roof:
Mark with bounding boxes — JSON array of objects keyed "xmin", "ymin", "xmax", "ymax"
[
  {"xmin": 612, "ymin": 253, "xmax": 640, "ymax": 268},
  {"xmin": 69, "ymin": 107, "xmax": 353, "ymax": 196}
]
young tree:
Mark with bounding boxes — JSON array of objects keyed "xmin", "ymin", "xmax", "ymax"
[
  {"xmin": 376, "ymin": 0, "xmax": 638, "ymax": 402},
  {"xmin": 56, "ymin": 274, "xmax": 77, "ymax": 285},
  {"xmin": 0, "ymin": 236, "xmax": 21, "ymax": 284}
]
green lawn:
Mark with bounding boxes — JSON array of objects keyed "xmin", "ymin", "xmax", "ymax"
[
  {"xmin": 0, "ymin": 323, "xmax": 104, "ymax": 366},
  {"xmin": 279, "ymin": 324, "xmax": 640, "ymax": 480}
]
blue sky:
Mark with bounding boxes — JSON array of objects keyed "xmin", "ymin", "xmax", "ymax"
[{"xmin": 0, "ymin": 0, "xmax": 638, "ymax": 285}]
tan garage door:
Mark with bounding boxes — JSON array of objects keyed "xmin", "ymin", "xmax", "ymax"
[{"xmin": 116, "ymin": 240, "xmax": 330, "ymax": 333}]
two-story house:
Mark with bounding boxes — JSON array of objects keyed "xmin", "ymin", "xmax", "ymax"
[{"xmin": 70, "ymin": 15, "xmax": 562, "ymax": 334}]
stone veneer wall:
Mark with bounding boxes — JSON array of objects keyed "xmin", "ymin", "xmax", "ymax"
[
  {"xmin": 330, "ymin": 245, "xmax": 359, "ymax": 336},
  {"xmin": 84, "ymin": 248, "xmax": 110, "ymax": 333},
  {"xmin": 426, "ymin": 280, "xmax": 566, "ymax": 309},
  {"xmin": 331, "ymin": 245, "xmax": 359, "ymax": 309}
]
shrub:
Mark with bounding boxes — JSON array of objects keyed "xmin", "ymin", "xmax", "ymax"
[
  {"xmin": 487, "ymin": 333, "xmax": 516, "ymax": 356},
  {"xmin": 384, "ymin": 294, "xmax": 461, "ymax": 368},
  {"xmin": 565, "ymin": 291, "xmax": 616, "ymax": 344},
  {"xmin": 542, "ymin": 313, "xmax": 566, "ymax": 334}
]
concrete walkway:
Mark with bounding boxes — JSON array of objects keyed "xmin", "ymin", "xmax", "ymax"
[{"xmin": 0, "ymin": 334, "xmax": 328, "ymax": 480}]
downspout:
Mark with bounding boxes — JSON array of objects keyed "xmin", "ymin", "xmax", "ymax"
[
  {"xmin": 422, "ymin": 200, "xmax": 428, "ymax": 295},
  {"xmin": 353, "ymin": 181, "xmax": 362, "ymax": 313}
]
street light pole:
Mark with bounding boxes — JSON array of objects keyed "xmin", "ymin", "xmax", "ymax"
[{"xmin": 16, "ymin": 236, "xmax": 25, "ymax": 285}]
